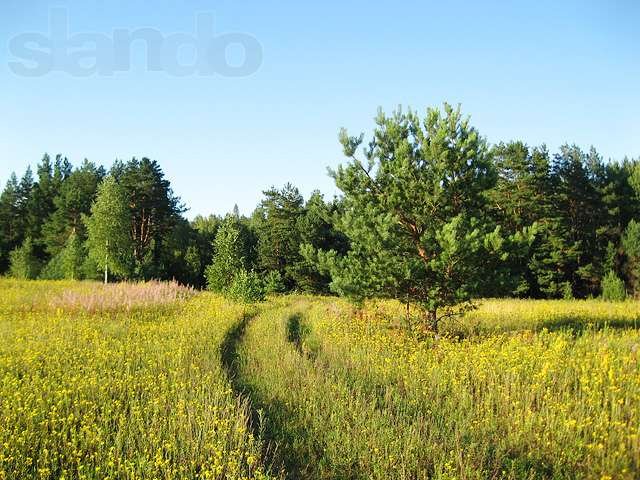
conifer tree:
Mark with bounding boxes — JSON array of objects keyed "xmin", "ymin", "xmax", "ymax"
[
  {"xmin": 60, "ymin": 230, "xmax": 86, "ymax": 280},
  {"xmin": 253, "ymin": 183, "xmax": 304, "ymax": 289},
  {"xmin": 316, "ymin": 104, "xmax": 505, "ymax": 332},
  {"xmin": 205, "ymin": 215, "xmax": 248, "ymax": 292},
  {"xmin": 0, "ymin": 174, "xmax": 21, "ymax": 272},
  {"xmin": 112, "ymin": 158, "xmax": 184, "ymax": 278},
  {"xmin": 43, "ymin": 159, "xmax": 104, "ymax": 256}
]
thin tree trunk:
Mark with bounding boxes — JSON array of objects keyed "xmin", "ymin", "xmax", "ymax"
[
  {"xmin": 104, "ymin": 239, "xmax": 108, "ymax": 284},
  {"xmin": 404, "ymin": 299, "xmax": 413, "ymax": 335},
  {"xmin": 428, "ymin": 308, "xmax": 438, "ymax": 332}
]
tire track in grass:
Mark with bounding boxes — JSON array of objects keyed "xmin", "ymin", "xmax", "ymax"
[
  {"xmin": 225, "ymin": 303, "xmax": 330, "ymax": 479},
  {"xmin": 234, "ymin": 297, "xmax": 408, "ymax": 480},
  {"xmin": 218, "ymin": 308, "xmax": 285, "ymax": 478}
]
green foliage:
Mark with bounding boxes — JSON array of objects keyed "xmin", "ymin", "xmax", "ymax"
[
  {"xmin": 601, "ymin": 270, "xmax": 627, "ymax": 301},
  {"xmin": 317, "ymin": 104, "xmax": 500, "ymax": 330},
  {"xmin": 550, "ymin": 146, "xmax": 606, "ymax": 297},
  {"xmin": 263, "ymin": 270, "xmax": 286, "ymax": 294},
  {"xmin": 38, "ymin": 252, "xmax": 65, "ymax": 280},
  {"xmin": 292, "ymin": 191, "xmax": 347, "ymax": 293},
  {"xmin": 111, "ymin": 157, "xmax": 184, "ymax": 278},
  {"xmin": 85, "ymin": 176, "xmax": 133, "ymax": 280},
  {"xmin": 226, "ymin": 269, "xmax": 265, "ymax": 303},
  {"xmin": 253, "ymin": 183, "xmax": 304, "ymax": 289},
  {"xmin": 42, "ymin": 159, "xmax": 103, "ymax": 256},
  {"xmin": 38, "ymin": 232, "xmax": 86, "ymax": 280},
  {"xmin": 204, "ymin": 214, "xmax": 265, "ymax": 302},
  {"xmin": 622, "ymin": 219, "xmax": 640, "ymax": 295},
  {"xmin": 9, "ymin": 237, "xmax": 41, "ymax": 280},
  {"xmin": 205, "ymin": 216, "xmax": 248, "ymax": 292},
  {"xmin": 1, "ymin": 117, "xmax": 639, "ymax": 297},
  {"xmin": 0, "ymin": 173, "xmax": 21, "ymax": 272},
  {"xmin": 59, "ymin": 231, "xmax": 86, "ymax": 280}
]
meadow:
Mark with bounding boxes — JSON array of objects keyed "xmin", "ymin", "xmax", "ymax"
[
  {"xmin": 0, "ymin": 280, "xmax": 273, "ymax": 480},
  {"xmin": 1, "ymin": 280, "xmax": 639, "ymax": 479}
]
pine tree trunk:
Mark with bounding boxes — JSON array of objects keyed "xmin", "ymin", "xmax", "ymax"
[{"xmin": 428, "ymin": 309, "xmax": 438, "ymax": 332}]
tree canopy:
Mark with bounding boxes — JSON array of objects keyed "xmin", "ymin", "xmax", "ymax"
[{"xmin": 1, "ymin": 103, "xmax": 639, "ymax": 310}]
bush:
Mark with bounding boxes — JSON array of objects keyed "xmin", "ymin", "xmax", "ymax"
[
  {"xmin": 263, "ymin": 270, "xmax": 286, "ymax": 294},
  {"xmin": 38, "ymin": 233, "xmax": 88, "ymax": 280},
  {"xmin": 226, "ymin": 269, "xmax": 265, "ymax": 303},
  {"xmin": 601, "ymin": 270, "xmax": 627, "ymax": 302}
]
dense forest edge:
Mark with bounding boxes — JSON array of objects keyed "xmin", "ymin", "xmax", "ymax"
[{"xmin": 2, "ymin": 103, "xmax": 639, "ymax": 329}]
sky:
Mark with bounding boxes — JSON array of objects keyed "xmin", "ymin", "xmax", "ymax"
[{"xmin": 0, "ymin": 0, "xmax": 638, "ymax": 218}]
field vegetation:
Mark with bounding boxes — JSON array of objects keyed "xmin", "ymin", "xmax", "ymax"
[
  {"xmin": 0, "ymin": 280, "xmax": 274, "ymax": 480},
  {"xmin": 234, "ymin": 296, "xmax": 640, "ymax": 479},
  {"xmin": 2, "ymin": 280, "xmax": 637, "ymax": 479}
]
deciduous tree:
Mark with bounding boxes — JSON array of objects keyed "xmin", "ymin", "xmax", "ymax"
[{"xmin": 85, "ymin": 176, "xmax": 133, "ymax": 282}]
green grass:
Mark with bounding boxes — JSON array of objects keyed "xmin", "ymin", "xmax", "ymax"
[
  {"xmin": 234, "ymin": 296, "xmax": 640, "ymax": 479},
  {"xmin": 0, "ymin": 280, "xmax": 275, "ymax": 479},
  {"xmin": 1, "ymin": 281, "xmax": 639, "ymax": 479}
]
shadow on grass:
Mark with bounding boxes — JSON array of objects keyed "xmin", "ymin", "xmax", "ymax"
[
  {"xmin": 219, "ymin": 312, "xmax": 285, "ymax": 476},
  {"xmin": 285, "ymin": 312, "xmax": 320, "ymax": 361},
  {"xmin": 442, "ymin": 314, "xmax": 640, "ymax": 339},
  {"xmin": 286, "ymin": 313, "xmax": 306, "ymax": 350},
  {"xmin": 538, "ymin": 315, "xmax": 639, "ymax": 334},
  {"xmin": 220, "ymin": 311, "xmax": 257, "ymax": 384}
]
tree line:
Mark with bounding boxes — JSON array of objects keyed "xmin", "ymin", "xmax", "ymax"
[{"xmin": 1, "ymin": 104, "xmax": 639, "ymax": 326}]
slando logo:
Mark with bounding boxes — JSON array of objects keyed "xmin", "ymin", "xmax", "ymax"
[{"xmin": 8, "ymin": 9, "xmax": 263, "ymax": 77}]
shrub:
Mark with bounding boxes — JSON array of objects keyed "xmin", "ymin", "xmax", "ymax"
[
  {"xmin": 9, "ymin": 238, "xmax": 41, "ymax": 280},
  {"xmin": 264, "ymin": 270, "xmax": 286, "ymax": 294},
  {"xmin": 205, "ymin": 217, "xmax": 247, "ymax": 292},
  {"xmin": 601, "ymin": 270, "xmax": 627, "ymax": 302},
  {"xmin": 226, "ymin": 269, "xmax": 265, "ymax": 303}
]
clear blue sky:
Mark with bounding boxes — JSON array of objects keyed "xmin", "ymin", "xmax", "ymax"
[{"xmin": 1, "ymin": 0, "xmax": 638, "ymax": 218}]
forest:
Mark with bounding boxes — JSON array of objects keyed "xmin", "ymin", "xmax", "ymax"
[{"xmin": 1, "ymin": 105, "xmax": 639, "ymax": 318}]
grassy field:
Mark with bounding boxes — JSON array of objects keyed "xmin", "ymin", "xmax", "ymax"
[
  {"xmin": 1, "ymin": 280, "xmax": 639, "ymax": 479},
  {"xmin": 0, "ymin": 280, "xmax": 274, "ymax": 480}
]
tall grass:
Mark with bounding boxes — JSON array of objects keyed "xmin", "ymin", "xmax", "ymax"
[
  {"xmin": 2, "ymin": 280, "xmax": 639, "ymax": 479},
  {"xmin": 48, "ymin": 280, "xmax": 196, "ymax": 313},
  {"xmin": 0, "ymin": 280, "xmax": 276, "ymax": 479},
  {"xmin": 237, "ymin": 296, "xmax": 640, "ymax": 479}
]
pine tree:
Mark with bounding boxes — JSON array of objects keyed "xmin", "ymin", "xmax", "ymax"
[
  {"xmin": 622, "ymin": 220, "xmax": 640, "ymax": 295},
  {"xmin": 0, "ymin": 174, "xmax": 21, "ymax": 272},
  {"xmin": 205, "ymin": 215, "xmax": 248, "ymax": 292},
  {"xmin": 550, "ymin": 145, "xmax": 607, "ymax": 297},
  {"xmin": 253, "ymin": 183, "xmax": 304, "ymax": 289},
  {"xmin": 29, "ymin": 155, "xmax": 58, "ymax": 247},
  {"xmin": 43, "ymin": 159, "xmax": 104, "ymax": 256},
  {"xmin": 487, "ymin": 142, "xmax": 554, "ymax": 296},
  {"xmin": 295, "ymin": 191, "xmax": 347, "ymax": 293},
  {"xmin": 112, "ymin": 158, "xmax": 184, "ymax": 278},
  {"xmin": 316, "ymin": 104, "xmax": 503, "ymax": 332}
]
